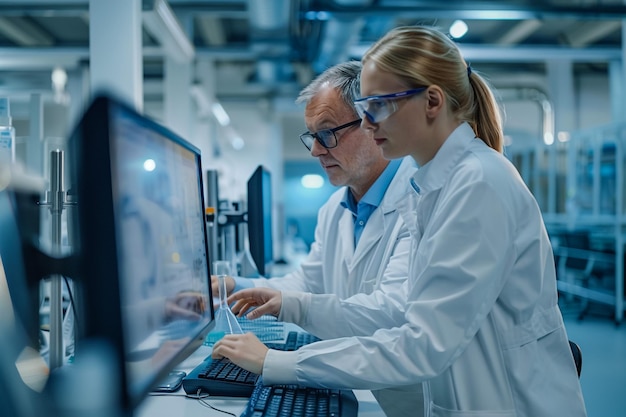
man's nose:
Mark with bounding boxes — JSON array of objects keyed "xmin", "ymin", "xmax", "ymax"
[{"xmin": 310, "ymin": 138, "xmax": 328, "ymax": 157}]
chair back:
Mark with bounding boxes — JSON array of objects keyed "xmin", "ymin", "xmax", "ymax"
[{"xmin": 569, "ymin": 340, "xmax": 582, "ymax": 378}]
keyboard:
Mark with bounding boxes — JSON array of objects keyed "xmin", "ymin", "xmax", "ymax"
[
  {"xmin": 266, "ymin": 330, "xmax": 320, "ymax": 351},
  {"xmin": 183, "ymin": 357, "xmax": 260, "ymax": 397},
  {"xmin": 205, "ymin": 315, "xmax": 285, "ymax": 346},
  {"xmin": 183, "ymin": 331, "xmax": 321, "ymax": 397},
  {"xmin": 241, "ymin": 380, "xmax": 358, "ymax": 417}
]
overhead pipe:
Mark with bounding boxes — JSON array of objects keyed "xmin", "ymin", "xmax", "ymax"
[{"xmin": 499, "ymin": 87, "xmax": 555, "ymax": 145}]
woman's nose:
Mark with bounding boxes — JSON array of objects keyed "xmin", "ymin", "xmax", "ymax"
[{"xmin": 360, "ymin": 116, "xmax": 376, "ymax": 131}]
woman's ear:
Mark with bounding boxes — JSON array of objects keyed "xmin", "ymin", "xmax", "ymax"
[{"xmin": 425, "ymin": 86, "xmax": 445, "ymax": 118}]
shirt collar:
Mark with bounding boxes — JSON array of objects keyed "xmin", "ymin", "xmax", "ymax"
[{"xmin": 341, "ymin": 158, "xmax": 403, "ymax": 214}]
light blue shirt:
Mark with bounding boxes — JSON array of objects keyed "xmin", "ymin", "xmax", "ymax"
[{"xmin": 340, "ymin": 159, "xmax": 402, "ymax": 247}]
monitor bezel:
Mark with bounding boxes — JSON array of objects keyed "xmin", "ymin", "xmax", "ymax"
[{"xmin": 70, "ymin": 94, "xmax": 215, "ymax": 412}]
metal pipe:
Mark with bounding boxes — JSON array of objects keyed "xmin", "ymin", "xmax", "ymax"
[{"xmin": 48, "ymin": 149, "xmax": 65, "ymax": 371}]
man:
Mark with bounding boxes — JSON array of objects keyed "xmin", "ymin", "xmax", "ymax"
[{"xmin": 215, "ymin": 61, "xmax": 421, "ymax": 417}]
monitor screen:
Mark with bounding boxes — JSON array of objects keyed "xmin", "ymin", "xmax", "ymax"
[
  {"xmin": 246, "ymin": 165, "xmax": 273, "ymax": 277},
  {"xmin": 69, "ymin": 95, "xmax": 215, "ymax": 412}
]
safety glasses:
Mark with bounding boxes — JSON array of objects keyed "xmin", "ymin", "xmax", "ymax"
[
  {"xmin": 299, "ymin": 118, "xmax": 361, "ymax": 151},
  {"xmin": 354, "ymin": 87, "xmax": 427, "ymax": 123}
]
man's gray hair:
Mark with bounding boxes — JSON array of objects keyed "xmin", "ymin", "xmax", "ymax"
[{"xmin": 296, "ymin": 61, "xmax": 362, "ymax": 115}]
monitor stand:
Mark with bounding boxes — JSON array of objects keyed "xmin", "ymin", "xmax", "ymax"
[{"xmin": 237, "ymin": 246, "xmax": 260, "ymax": 278}]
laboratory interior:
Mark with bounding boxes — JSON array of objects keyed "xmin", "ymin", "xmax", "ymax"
[{"xmin": 1, "ymin": 1, "xmax": 626, "ymax": 417}]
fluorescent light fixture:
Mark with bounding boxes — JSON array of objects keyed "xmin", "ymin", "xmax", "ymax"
[
  {"xmin": 301, "ymin": 174, "xmax": 324, "ymax": 189},
  {"xmin": 449, "ymin": 20, "xmax": 468, "ymax": 39},
  {"xmin": 143, "ymin": 0, "xmax": 195, "ymax": 63},
  {"xmin": 211, "ymin": 102, "xmax": 230, "ymax": 126}
]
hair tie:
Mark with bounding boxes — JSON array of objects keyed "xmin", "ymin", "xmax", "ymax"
[{"xmin": 467, "ymin": 65, "xmax": 472, "ymax": 77}]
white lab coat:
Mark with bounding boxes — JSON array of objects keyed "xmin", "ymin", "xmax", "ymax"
[
  {"xmin": 254, "ymin": 157, "xmax": 424, "ymax": 417},
  {"xmin": 265, "ymin": 123, "xmax": 587, "ymax": 417}
]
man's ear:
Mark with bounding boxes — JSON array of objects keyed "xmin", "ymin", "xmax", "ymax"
[{"xmin": 425, "ymin": 86, "xmax": 445, "ymax": 118}]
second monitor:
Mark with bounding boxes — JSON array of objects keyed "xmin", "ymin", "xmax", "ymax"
[{"xmin": 246, "ymin": 165, "xmax": 273, "ymax": 277}]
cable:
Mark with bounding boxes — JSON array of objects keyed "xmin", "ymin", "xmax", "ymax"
[
  {"xmin": 148, "ymin": 389, "xmax": 238, "ymax": 417},
  {"xmin": 62, "ymin": 275, "xmax": 79, "ymax": 328},
  {"xmin": 197, "ymin": 397, "xmax": 237, "ymax": 417},
  {"xmin": 193, "ymin": 389, "xmax": 237, "ymax": 417}
]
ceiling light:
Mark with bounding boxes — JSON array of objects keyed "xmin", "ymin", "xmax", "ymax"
[
  {"xmin": 143, "ymin": 0, "xmax": 195, "ymax": 63},
  {"xmin": 224, "ymin": 126, "xmax": 245, "ymax": 151},
  {"xmin": 557, "ymin": 131, "xmax": 570, "ymax": 143},
  {"xmin": 51, "ymin": 67, "xmax": 69, "ymax": 105},
  {"xmin": 51, "ymin": 67, "xmax": 67, "ymax": 90},
  {"xmin": 449, "ymin": 20, "xmax": 468, "ymax": 39},
  {"xmin": 211, "ymin": 102, "xmax": 230, "ymax": 127},
  {"xmin": 143, "ymin": 159, "xmax": 156, "ymax": 172},
  {"xmin": 543, "ymin": 132, "xmax": 554, "ymax": 145},
  {"xmin": 230, "ymin": 135, "xmax": 245, "ymax": 150}
]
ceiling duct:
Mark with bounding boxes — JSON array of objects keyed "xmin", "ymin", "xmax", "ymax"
[
  {"xmin": 0, "ymin": 16, "xmax": 54, "ymax": 47},
  {"xmin": 314, "ymin": 16, "xmax": 364, "ymax": 73},
  {"xmin": 247, "ymin": 0, "xmax": 293, "ymax": 85},
  {"xmin": 310, "ymin": 0, "xmax": 374, "ymax": 74}
]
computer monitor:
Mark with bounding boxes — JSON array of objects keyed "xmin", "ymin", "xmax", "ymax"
[
  {"xmin": 0, "ymin": 185, "xmax": 51, "ymax": 417},
  {"xmin": 69, "ymin": 95, "xmax": 215, "ymax": 414},
  {"xmin": 246, "ymin": 165, "xmax": 273, "ymax": 277},
  {"xmin": 0, "ymin": 188, "xmax": 40, "ymax": 350}
]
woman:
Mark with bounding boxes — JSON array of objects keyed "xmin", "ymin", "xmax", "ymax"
[{"xmin": 213, "ymin": 26, "xmax": 587, "ymax": 416}]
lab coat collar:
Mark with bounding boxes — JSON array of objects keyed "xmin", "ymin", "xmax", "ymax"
[
  {"xmin": 379, "ymin": 157, "xmax": 418, "ymax": 213},
  {"xmin": 352, "ymin": 157, "xmax": 417, "ymax": 267},
  {"xmin": 412, "ymin": 122, "xmax": 477, "ymax": 195}
]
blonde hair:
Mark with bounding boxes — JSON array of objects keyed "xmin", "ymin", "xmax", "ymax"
[{"xmin": 362, "ymin": 26, "xmax": 503, "ymax": 153}]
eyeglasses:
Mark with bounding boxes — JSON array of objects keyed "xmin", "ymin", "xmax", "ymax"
[
  {"xmin": 354, "ymin": 87, "xmax": 427, "ymax": 123},
  {"xmin": 299, "ymin": 118, "xmax": 362, "ymax": 151}
]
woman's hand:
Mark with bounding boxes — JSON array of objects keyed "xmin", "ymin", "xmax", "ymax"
[
  {"xmin": 211, "ymin": 333, "xmax": 268, "ymax": 375},
  {"xmin": 227, "ymin": 287, "xmax": 282, "ymax": 319},
  {"xmin": 165, "ymin": 291, "xmax": 206, "ymax": 320}
]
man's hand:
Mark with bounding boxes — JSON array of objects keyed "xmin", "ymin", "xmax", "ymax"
[
  {"xmin": 211, "ymin": 333, "xmax": 268, "ymax": 375},
  {"xmin": 211, "ymin": 274, "xmax": 236, "ymax": 297},
  {"xmin": 227, "ymin": 287, "xmax": 282, "ymax": 319}
]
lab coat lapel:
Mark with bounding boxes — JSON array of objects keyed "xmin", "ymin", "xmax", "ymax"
[
  {"xmin": 350, "ymin": 206, "xmax": 385, "ymax": 267},
  {"xmin": 338, "ymin": 209, "xmax": 355, "ymax": 263}
]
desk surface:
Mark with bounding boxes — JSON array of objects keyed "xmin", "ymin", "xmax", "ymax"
[{"xmin": 136, "ymin": 340, "xmax": 386, "ymax": 417}]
